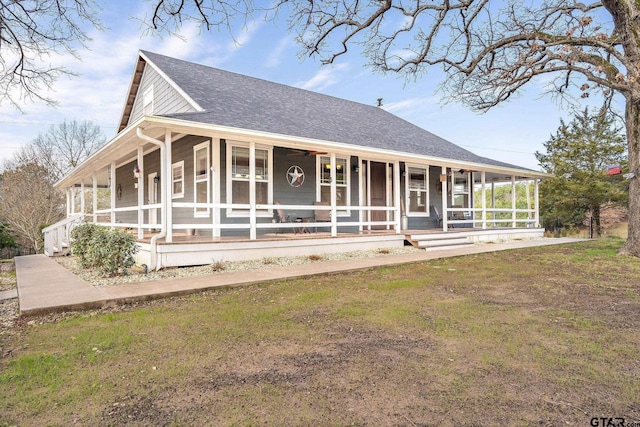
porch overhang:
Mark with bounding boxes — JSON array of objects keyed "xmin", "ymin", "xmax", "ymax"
[{"xmin": 56, "ymin": 115, "xmax": 549, "ymax": 189}]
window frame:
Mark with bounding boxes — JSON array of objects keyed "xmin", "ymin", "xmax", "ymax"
[
  {"xmin": 316, "ymin": 155, "xmax": 351, "ymax": 216},
  {"xmin": 225, "ymin": 140, "xmax": 273, "ymax": 217},
  {"xmin": 404, "ymin": 164, "xmax": 430, "ymax": 217},
  {"xmin": 171, "ymin": 160, "xmax": 185, "ymax": 199},
  {"xmin": 193, "ymin": 141, "xmax": 211, "ymax": 218},
  {"xmin": 451, "ymin": 171, "xmax": 470, "ymax": 208}
]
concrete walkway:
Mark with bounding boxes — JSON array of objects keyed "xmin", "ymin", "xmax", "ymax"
[{"xmin": 16, "ymin": 238, "xmax": 586, "ymax": 316}]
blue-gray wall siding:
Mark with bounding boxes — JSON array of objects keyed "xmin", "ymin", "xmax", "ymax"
[{"xmin": 115, "ymin": 138, "xmax": 455, "ymax": 235}]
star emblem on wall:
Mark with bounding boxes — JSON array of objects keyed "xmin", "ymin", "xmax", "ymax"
[{"xmin": 287, "ymin": 165, "xmax": 305, "ymax": 187}]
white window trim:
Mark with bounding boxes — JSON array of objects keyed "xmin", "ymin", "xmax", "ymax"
[
  {"xmin": 405, "ymin": 163, "xmax": 430, "ymax": 217},
  {"xmin": 316, "ymin": 155, "xmax": 351, "ymax": 217},
  {"xmin": 226, "ymin": 140, "xmax": 273, "ymax": 218},
  {"xmin": 172, "ymin": 161, "xmax": 184, "ymax": 199},
  {"xmin": 194, "ymin": 141, "xmax": 211, "ymax": 218},
  {"xmin": 143, "ymin": 86, "xmax": 154, "ymax": 115}
]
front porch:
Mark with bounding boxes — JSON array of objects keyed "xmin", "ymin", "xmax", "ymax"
[{"xmin": 132, "ymin": 226, "xmax": 544, "ymax": 268}]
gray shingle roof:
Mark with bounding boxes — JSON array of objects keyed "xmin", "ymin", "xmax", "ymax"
[{"xmin": 142, "ymin": 51, "xmax": 533, "ymax": 172}]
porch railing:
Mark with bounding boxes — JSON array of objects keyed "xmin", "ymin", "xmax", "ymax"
[
  {"xmin": 92, "ymin": 202, "xmax": 399, "ymax": 237},
  {"xmin": 42, "ymin": 214, "xmax": 84, "ymax": 256},
  {"xmin": 447, "ymin": 207, "xmax": 538, "ymax": 228}
]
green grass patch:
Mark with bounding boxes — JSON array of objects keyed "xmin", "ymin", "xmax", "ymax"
[{"xmin": 2, "ymin": 238, "xmax": 640, "ymax": 425}]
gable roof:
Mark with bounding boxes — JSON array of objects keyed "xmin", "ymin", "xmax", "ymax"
[{"xmin": 139, "ymin": 51, "xmax": 536, "ymax": 173}]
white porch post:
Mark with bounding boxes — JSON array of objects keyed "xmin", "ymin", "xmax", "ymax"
[
  {"xmin": 66, "ymin": 189, "xmax": 71, "ymax": 217},
  {"xmin": 249, "ymin": 142, "xmax": 257, "ymax": 240},
  {"xmin": 330, "ymin": 153, "xmax": 337, "ymax": 237},
  {"xmin": 80, "ymin": 182, "xmax": 85, "ymax": 218},
  {"xmin": 110, "ymin": 162, "xmax": 116, "ymax": 228},
  {"xmin": 164, "ymin": 130, "xmax": 173, "ymax": 243},
  {"xmin": 511, "ymin": 175, "xmax": 517, "ymax": 228},
  {"xmin": 441, "ymin": 166, "xmax": 448, "ymax": 231},
  {"xmin": 92, "ymin": 175, "xmax": 97, "ymax": 224},
  {"xmin": 212, "ymin": 139, "xmax": 221, "ymax": 238},
  {"xmin": 393, "ymin": 160, "xmax": 401, "ymax": 233},
  {"xmin": 137, "ymin": 146, "xmax": 144, "ymax": 240},
  {"xmin": 366, "ymin": 160, "xmax": 371, "ymax": 231},
  {"xmin": 481, "ymin": 171, "xmax": 487, "ymax": 229},
  {"xmin": 357, "ymin": 157, "xmax": 363, "ymax": 232},
  {"xmin": 491, "ymin": 182, "xmax": 496, "ymax": 227},
  {"xmin": 534, "ymin": 179, "xmax": 540, "ymax": 228}
]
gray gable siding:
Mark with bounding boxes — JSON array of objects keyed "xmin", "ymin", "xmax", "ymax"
[{"xmin": 128, "ymin": 64, "xmax": 197, "ymax": 126}]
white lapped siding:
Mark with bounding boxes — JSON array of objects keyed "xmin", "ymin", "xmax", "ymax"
[{"xmin": 129, "ymin": 65, "xmax": 196, "ymax": 125}]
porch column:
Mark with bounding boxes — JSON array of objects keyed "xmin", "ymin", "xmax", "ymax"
[
  {"xmin": 357, "ymin": 157, "xmax": 363, "ymax": 232},
  {"xmin": 534, "ymin": 179, "xmax": 540, "ymax": 227},
  {"xmin": 491, "ymin": 182, "xmax": 496, "ymax": 227},
  {"xmin": 330, "ymin": 153, "xmax": 337, "ymax": 237},
  {"xmin": 69, "ymin": 188, "xmax": 74, "ymax": 215},
  {"xmin": 393, "ymin": 160, "xmax": 401, "ymax": 233},
  {"xmin": 249, "ymin": 142, "xmax": 257, "ymax": 240},
  {"xmin": 80, "ymin": 182, "xmax": 85, "ymax": 217},
  {"xmin": 212, "ymin": 139, "xmax": 221, "ymax": 238},
  {"xmin": 110, "ymin": 162, "xmax": 116, "ymax": 228},
  {"xmin": 66, "ymin": 189, "xmax": 71, "ymax": 217},
  {"xmin": 481, "ymin": 171, "xmax": 487, "ymax": 229},
  {"xmin": 137, "ymin": 146, "xmax": 144, "ymax": 240},
  {"xmin": 441, "ymin": 166, "xmax": 448, "ymax": 231},
  {"xmin": 92, "ymin": 175, "xmax": 97, "ymax": 224},
  {"xmin": 511, "ymin": 175, "xmax": 517, "ymax": 228},
  {"xmin": 164, "ymin": 130, "xmax": 173, "ymax": 243}
]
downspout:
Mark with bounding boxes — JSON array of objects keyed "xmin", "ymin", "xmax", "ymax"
[{"xmin": 136, "ymin": 127, "xmax": 167, "ymax": 271}]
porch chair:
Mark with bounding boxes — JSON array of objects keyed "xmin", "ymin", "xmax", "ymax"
[
  {"xmin": 431, "ymin": 205, "xmax": 443, "ymax": 227},
  {"xmin": 313, "ymin": 201, "xmax": 331, "ymax": 232},
  {"xmin": 432, "ymin": 205, "xmax": 453, "ymax": 229},
  {"xmin": 273, "ymin": 202, "xmax": 296, "ymax": 234}
]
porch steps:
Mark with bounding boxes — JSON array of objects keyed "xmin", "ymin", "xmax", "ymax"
[{"xmin": 406, "ymin": 233, "xmax": 474, "ymax": 251}]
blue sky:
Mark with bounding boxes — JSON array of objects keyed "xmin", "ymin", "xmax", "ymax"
[{"xmin": 0, "ymin": 1, "xmax": 615, "ymax": 170}]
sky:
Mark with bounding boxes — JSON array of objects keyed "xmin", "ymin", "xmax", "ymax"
[{"xmin": 0, "ymin": 1, "xmax": 619, "ymax": 171}]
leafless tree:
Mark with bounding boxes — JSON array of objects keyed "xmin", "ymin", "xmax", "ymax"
[
  {"xmin": 145, "ymin": 0, "xmax": 640, "ymax": 256},
  {"xmin": 0, "ymin": 0, "xmax": 102, "ymax": 109},
  {"xmin": 8, "ymin": 119, "xmax": 106, "ymax": 182},
  {"xmin": 0, "ymin": 162, "xmax": 64, "ymax": 253}
]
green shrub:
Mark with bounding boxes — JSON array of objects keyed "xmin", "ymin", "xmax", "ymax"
[
  {"xmin": 70, "ymin": 223, "xmax": 107, "ymax": 268},
  {"xmin": 71, "ymin": 224, "xmax": 138, "ymax": 276}
]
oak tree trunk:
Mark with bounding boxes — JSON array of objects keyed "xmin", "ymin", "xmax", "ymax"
[{"xmin": 620, "ymin": 98, "xmax": 640, "ymax": 256}]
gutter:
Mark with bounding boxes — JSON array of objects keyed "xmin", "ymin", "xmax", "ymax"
[{"xmin": 136, "ymin": 127, "xmax": 167, "ymax": 271}]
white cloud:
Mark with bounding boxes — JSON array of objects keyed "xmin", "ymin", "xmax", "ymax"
[
  {"xmin": 294, "ymin": 63, "xmax": 349, "ymax": 91},
  {"xmin": 265, "ymin": 37, "xmax": 292, "ymax": 68}
]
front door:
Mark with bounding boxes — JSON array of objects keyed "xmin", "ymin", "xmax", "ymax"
[
  {"xmin": 370, "ymin": 161, "xmax": 387, "ymax": 230},
  {"xmin": 148, "ymin": 172, "xmax": 158, "ymax": 227}
]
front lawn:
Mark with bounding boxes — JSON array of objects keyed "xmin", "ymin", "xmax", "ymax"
[{"xmin": 1, "ymin": 237, "xmax": 639, "ymax": 425}]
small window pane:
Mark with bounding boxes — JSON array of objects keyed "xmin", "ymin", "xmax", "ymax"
[
  {"xmin": 232, "ymin": 147, "xmax": 250, "ymax": 178},
  {"xmin": 232, "ymin": 180, "xmax": 250, "ymax": 204},
  {"xmin": 196, "ymin": 150, "xmax": 208, "ymax": 177}
]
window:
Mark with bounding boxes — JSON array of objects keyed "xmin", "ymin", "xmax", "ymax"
[
  {"xmin": 194, "ymin": 141, "xmax": 210, "ymax": 217},
  {"xmin": 318, "ymin": 156, "xmax": 349, "ymax": 211},
  {"xmin": 406, "ymin": 165, "xmax": 429, "ymax": 215},
  {"xmin": 452, "ymin": 171, "xmax": 470, "ymax": 207},
  {"xmin": 172, "ymin": 161, "xmax": 184, "ymax": 199},
  {"xmin": 143, "ymin": 86, "xmax": 154, "ymax": 115},
  {"xmin": 226, "ymin": 141, "xmax": 273, "ymax": 216}
]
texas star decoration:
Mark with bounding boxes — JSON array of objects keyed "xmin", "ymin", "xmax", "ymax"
[{"xmin": 287, "ymin": 165, "xmax": 305, "ymax": 187}]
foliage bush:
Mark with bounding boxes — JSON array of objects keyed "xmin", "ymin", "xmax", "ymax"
[{"xmin": 71, "ymin": 224, "xmax": 138, "ymax": 276}]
